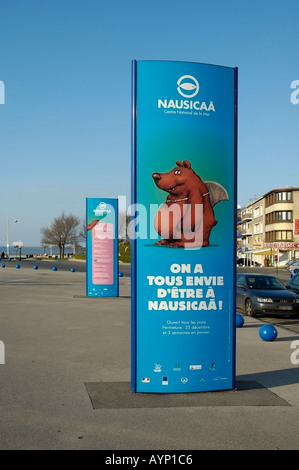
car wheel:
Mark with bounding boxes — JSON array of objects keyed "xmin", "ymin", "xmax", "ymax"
[{"xmin": 245, "ymin": 299, "xmax": 257, "ymax": 317}]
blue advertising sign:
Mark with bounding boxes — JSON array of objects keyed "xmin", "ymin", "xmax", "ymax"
[
  {"xmin": 131, "ymin": 60, "xmax": 237, "ymax": 393},
  {"xmin": 86, "ymin": 198, "xmax": 119, "ymax": 297}
]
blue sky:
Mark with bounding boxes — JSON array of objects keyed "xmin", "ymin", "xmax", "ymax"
[{"xmin": 0, "ymin": 0, "xmax": 298, "ymax": 245}]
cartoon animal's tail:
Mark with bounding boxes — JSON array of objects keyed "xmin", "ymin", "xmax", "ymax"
[{"xmin": 204, "ymin": 181, "xmax": 229, "ymax": 208}]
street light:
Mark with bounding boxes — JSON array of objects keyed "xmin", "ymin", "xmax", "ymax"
[{"xmin": 6, "ymin": 217, "xmax": 18, "ymax": 257}]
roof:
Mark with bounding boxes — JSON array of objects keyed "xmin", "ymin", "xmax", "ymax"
[{"xmin": 263, "ymin": 187, "xmax": 299, "ymax": 197}]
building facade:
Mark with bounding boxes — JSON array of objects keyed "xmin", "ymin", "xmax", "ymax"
[{"xmin": 238, "ymin": 187, "xmax": 299, "ymax": 266}]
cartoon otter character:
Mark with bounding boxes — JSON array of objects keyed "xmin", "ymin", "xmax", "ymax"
[
  {"xmin": 87, "ymin": 220, "xmax": 99, "ymax": 231},
  {"xmin": 152, "ymin": 159, "xmax": 228, "ymax": 248}
]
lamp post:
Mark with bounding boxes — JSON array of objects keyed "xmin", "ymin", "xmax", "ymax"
[{"xmin": 6, "ymin": 217, "xmax": 18, "ymax": 257}]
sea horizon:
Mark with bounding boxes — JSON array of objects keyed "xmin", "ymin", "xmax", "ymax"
[{"xmin": 0, "ymin": 245, "xmax": 67, "ymax": 256}]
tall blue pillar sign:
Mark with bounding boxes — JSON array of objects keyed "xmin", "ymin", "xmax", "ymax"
[
  {"xmin": 86, "ymin": 198, "xmax": 119, "ymax": 297},
  {"xmin": 131, "ymin": 60, "xmax": 237, "ymax": 393}
]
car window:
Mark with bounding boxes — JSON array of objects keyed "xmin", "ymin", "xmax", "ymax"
[
  {"xmin": 237, "ymin": 275, "xmax": 246, "ymax": 286},
  {"xmin": 246, "ymin": 277, "xmax": 259, "ymax": 289},
  {"xmin": 291, "ymin": 276, "xmax": 299, "ymax": 287},
  {"xmin": 246, "ymin": 276, "xmax": 285, "ymax": 290},
  {"xmin": 246, "ymin": 277, "xmax": 268, "ymax": 289},
  {"xmin": 270, "ymin": 277, "xmax": 286, "ymax": 289}
]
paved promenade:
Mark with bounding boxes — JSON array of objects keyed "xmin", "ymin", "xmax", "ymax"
[{"xmin": 0, "ymin": 263, "xmax": 299, "ymax": 450}]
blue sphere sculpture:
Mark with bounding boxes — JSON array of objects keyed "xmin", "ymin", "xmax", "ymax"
[
  {"xmin": 259, "ymin": 324, "xmax": 278, "ymax": 341},
  {"xmin": 119, "ymin": 272, "xmax": 124, "ymax": 277},
  {"xmin": 16, "ymin": 264, "xmax": 20, "ymax": 269},
  {"xmin": 236, "ymin": 313, "xmax": 244, "ymax": 328},
  {"xmin": 52, "ymin": 266, "xmax": 57, "ymax": 271},
  {"xmin": 70, "ymin": 267, "xmax": 75, "ymax": 272},
  {"xmin": 33, "ymin": 265, "xmax": 38, "ymax": 270}
]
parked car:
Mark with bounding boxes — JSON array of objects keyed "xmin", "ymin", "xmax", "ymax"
[
  {"xmin": 236, "ymin": 273, "xmax": 299, "ymax": 317},
  {"xmin": 286, "ymin": 273, "xmax": 299, "ymax": 295},
  {"xmin": 285, "ymin": 259, "xmax": 297, "ymax": 268},
  {"xmin": 237, "ymin": 258, "xmax": 261, "ymax": 267},
  {"xmin": 287, "ymin": 261, "xmax": 299, "ymax": 276}
]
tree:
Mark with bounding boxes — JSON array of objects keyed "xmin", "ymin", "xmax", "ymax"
[
  {"xmin": 118, "ymin": 211, "xmax": 131, "ymax": 241},
  {"xmin": 78, "ymin": 218, "xmax": 87, "ymax": 241},
  {"xmin": 41, "ymin": 212, "xmax": 81, "ymax": 259}
]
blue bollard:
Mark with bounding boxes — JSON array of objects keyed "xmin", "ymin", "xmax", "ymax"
[
  {"xmin": 236, "ymin": 313, "xmax": 244, "ymax": 327},
  {"xmin": 259, "ymin": 324, "xmax": 278, "ymax": 341}
]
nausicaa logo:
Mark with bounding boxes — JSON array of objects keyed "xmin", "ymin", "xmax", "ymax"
[
  {"xmin": 157, "ymin": 74, "xmax": 215, "ymax": 113},
  {"xmin": 177, "ymin": 75, "xmax": 199, "ymax": 98},
  {"xmin": 93, "ymin": 201, "xmax": 112, "ymax": 216}
]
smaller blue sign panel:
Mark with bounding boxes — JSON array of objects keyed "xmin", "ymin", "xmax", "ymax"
[{"xmin": 86, "ymin": 198, "xmax": 119, "ymax": 297}]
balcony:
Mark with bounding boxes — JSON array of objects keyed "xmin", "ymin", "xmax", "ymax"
[
  {"xmin": 241, "ymin": 210, "xmax": 253, "ymax": 222},
  {"xmin": 241, "ymin": 231, "xmax": 252, "ymax": 238}
]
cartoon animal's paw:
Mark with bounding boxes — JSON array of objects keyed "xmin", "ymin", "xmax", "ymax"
[
  {"xmin": 169, "ymin": 241, "xmax": 185, "ymax": 248},
  {"xmin": 154, "ymin": 240, "xmax": 170, "ymax": 246}
]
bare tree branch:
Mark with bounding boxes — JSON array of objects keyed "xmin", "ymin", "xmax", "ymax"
[{"xmin": 41, "ymin": 212, "xmax": 81, "ymax": 258}]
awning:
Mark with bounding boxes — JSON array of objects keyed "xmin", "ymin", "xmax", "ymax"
[{"xmin": 252, "ymin": 249, "xmax": 273, "ymax": 256}]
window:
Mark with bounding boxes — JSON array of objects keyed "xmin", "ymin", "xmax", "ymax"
[
  {"xmin": 254, "ymin": 223, "xmax": 261, "ymax": 234},
  {"xmin": 276, "ymin": 211, "xmax": 292, "ymax": 221},
  {"xmin": 265, "ymin": 231, "xmax": 293, "ymax": 242},
  {"xmin": 254, "ymin": 207, "xmax": 260, "ymax": 218},
  {"xmin": 276, "ymin": 191, "xmax": 292, "ymax": 202},
  {"xmin": 266, "ymin": 191, "xmax": 293, "ymax": 207},
  {"xmin": 237, "ymin": 275, "xmax": 246, "ymax": 287},
  {"xmin": 265, "ymin": 211, "xmax": 292, "ymax": 225}
]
